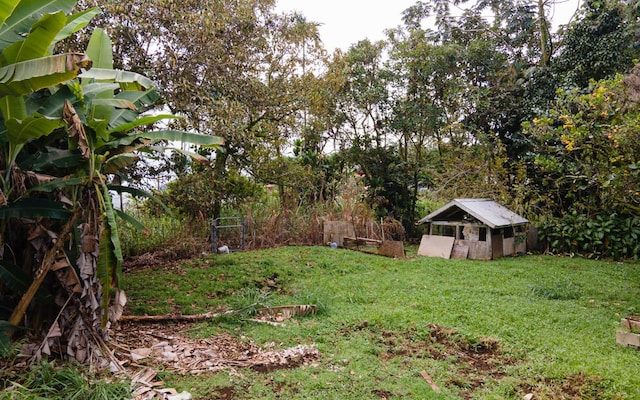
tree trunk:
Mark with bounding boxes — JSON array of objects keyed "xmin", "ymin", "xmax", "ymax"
[{"xmin": 212, "ymin": 147, "xmax": 229, "ymax": 221}]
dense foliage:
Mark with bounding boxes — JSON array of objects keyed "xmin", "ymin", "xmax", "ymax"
[{"xmin": 538, "ymin": 213, "xmax": 640, "ymax": 260}]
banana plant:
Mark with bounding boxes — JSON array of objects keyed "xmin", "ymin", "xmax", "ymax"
[{"xmin": 0, "ymin": 0, "xmax": 222, "ymax": 363}]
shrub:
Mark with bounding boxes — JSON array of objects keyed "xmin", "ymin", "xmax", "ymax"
[{"xmin": 538, "ymin": 213, "xmax": 640, "ymax": 259}]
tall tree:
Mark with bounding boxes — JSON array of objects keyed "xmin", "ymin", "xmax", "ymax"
[
  {"xmin": 72, "ymin": 0, "xmax": 328, "ymax": 220},
  {"xmin": 329, "ymin": 40, "xmax": 415, "ymax": 221},
  {"xmin": 523, "ymin": 70, "xmax": 640, "ymax": 217},
  {"xmin": 554, "ymin": 0, "xmax": 640, "ymax": 88}
]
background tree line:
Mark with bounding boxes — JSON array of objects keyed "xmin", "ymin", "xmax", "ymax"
[{"xmin": 77, "ymin": 0, "xmax": 640, "ymax": 256}]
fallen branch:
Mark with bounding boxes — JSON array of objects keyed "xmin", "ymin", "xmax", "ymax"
[
  {"xmin": 245, "ymin": 319, "xmax": 286, "ymax": 327},
  {"xmin": 120, "ymin": 306, "xmax": 254, "ymax": 323},
  {"xmin": 420, "ymin": 370, "xmax": 441, "ymax": 393}
]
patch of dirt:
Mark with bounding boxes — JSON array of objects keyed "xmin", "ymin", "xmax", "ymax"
[
  {"xmin": 123, "ymin": 236, "xmax": 209, "ymax": 271},
  {"xmin": 123, "ymin": 250, "xmax": 183, "ymax": 271},
  {"xmin": 208, "ymin": 386, "xmax": 235, "ymax": 400},
  {"xmin": 520, "ymin": 373, "xmax": 606, "ymax": 400},
  {"xmin": 253, "ymin": 272, "xmax": 284, "ymax": 292},
  {"xmin": 372, "ymin": 389, "xmax": 394, "ymax": 399},
  {"xmin": 374, "ymin": 324, "xmax": 607, "ymax": 400},
  {"xmin": 377, "ymin": 324, "xmax": 514, "ymax": 399}
]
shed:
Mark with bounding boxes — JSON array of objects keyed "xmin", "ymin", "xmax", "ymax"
[{"xmin": 416, "ymin": 198, "xmax": 528, "ymax": 260}]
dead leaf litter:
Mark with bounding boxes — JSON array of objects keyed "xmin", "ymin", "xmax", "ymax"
[{"xmin": 113, "ymin": 320, "xmax": 319, "ymax": 398}]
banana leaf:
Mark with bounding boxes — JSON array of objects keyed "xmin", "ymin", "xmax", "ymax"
[
  {"xmin": 0, "ymin": 0, "xmax": 75, "ymax": 51},
  {"xmin": 53, "ymin": 7, "xmax": 101, "ymax": 45},
  {"xmin": 28, "ymin": 147, "xmax": 83, "ymax": 170},
  {"xmin": 0, "ymin": 198, "xmax": 70, "ymax": 219},
  {"xmin": 27, "ymin": 176, "xmax": 86, "ymax": 193},
  {"xmin": 101, "ymin": 130, "xmax": 224, "ymax": 150},
  {"xmin": 0, "ymin": 260, "xmax": 51, "ymax": 300},
  {"xmin": 2, "ymin": 11, "xmax": 66, "ymax": 63},
  {"xmin": 108, "ymin": 184, "xmax": 174, "ymax": 216},
  {"xmin": 80, "ymin": 68, "xmax": 154, "ymax": 91},
  {"xmin": 114, "ymin": 209, "xmax": 149, "ymax": 234},
  {"xmin": 107, "ymin": 113, "xmax": 178, "ymax": 135},
  {"xmin": 85, "ymin": 28, "xmax": 112, "ymax": 69},
  {"xmin": 0, "ymin": 1, "xmax": 20, "ymax": 32},
  {"xmin": 0, "ymin": 53, "xmax": 92, "ymax": 97},
  {"xmin": 6, "ymin": 114, "xmax": 64, "ymax": 146}
]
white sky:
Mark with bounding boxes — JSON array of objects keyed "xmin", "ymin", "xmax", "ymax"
[{"xmin": 275, "ymin": 0, "xmax": 583, "ymax": 52}]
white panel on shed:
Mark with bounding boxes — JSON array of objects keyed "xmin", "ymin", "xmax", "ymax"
[{"xmin": 417, "ymin": 235, "xmax": 455, "ymax": 259}]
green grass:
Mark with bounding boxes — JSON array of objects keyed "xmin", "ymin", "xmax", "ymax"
[
  {"xmin": 0, "ymin": 361, "xmax": 131, "ymax": 400},
  {"xmin": 123, "ymin": 247, "xmax": 640, "ymax": 399}
]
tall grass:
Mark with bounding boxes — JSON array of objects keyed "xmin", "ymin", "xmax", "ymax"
[
  {"xmin": 216, "ymin": 178, "xmax": 406, "ymax": 250},
  {"xmin": 119, "ymin": 210, "xmax": 208, "ymax": 257}
]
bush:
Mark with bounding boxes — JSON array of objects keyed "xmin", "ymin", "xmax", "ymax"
[{"xmin": 538, "ymin": 213, "xmax": 640, "ymax": 260}]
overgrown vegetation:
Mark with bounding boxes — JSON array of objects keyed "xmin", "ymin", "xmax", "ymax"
[
  {"xmin": 119, "ymin": 210, "xmax": 208, "ymax": 257},
  {"xmin": 74, "ymin": 0, "xmax": 640, "ymax": 253},
  {"xmin": 538, "ymin": 213, "xmax": 640, "ymax": 260},
  {"xmin": 121, "ymin": 246, "xmax": 640, "ymax": 399}
]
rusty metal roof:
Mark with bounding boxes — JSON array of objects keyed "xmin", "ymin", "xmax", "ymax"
[{"xmin": 416, "ymin": 198, "xmax": 528, "ymax": 229}]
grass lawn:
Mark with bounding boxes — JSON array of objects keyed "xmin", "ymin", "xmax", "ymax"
[{"xmin": 123, "ymin": 246, "xmax": 640, "ymax": 399}]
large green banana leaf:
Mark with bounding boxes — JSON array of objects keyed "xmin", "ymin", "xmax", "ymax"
[
  {"xmin": 101, "ymin": 130, "xmax": 224, "ymax": 150},
  {"xmin": 0, "ymin": 53, "xmax": 91, "ymax": 97},
  {"xmin": 5, "ymin": 114, "xmax": 63, "ymax": 145},
  {"xmin": 107, "ymin": 91, "xmax": 162, "ymax": 130},
  {"xmin": 0, "ymin": 0, "xmax": 75, "ymax": 51},
  {"xmin": 0, "ymin": 198, "xmax": 70, "ymax": 219},
  {"xmin": 107, "ymin": 113, "xmax": 178, "ymax": 135},
  {"xmin": 53, "ymin": 7, "xmax": 101, "ymax": 46},
  {"xmin": 27, "ymin": 147, "xmax": 82, "ymax": 170},
  {"xmin": 85, "ymin": 28, "xmax": 112, "ymax": 69},
  {"xmin": 26, "ymin": 176, "xmax": 86, "ymax": 193},
  {"xmin": 37, "ymin": 83, "xmax": 119, "ymax": 117},
  {"xmin": 80, "ymin": 68, "xmax": 154, "ymax": 91},
  {"xmin": 3, "ymin": 115, "xmax": 64, "ymax": 168},
  {"xmin": 0, "ymin": 1, "xmax": 20, "ymax": 30},
  {"xmin": 2, "ymin": 11, "xmax": 66, "ymax": 63}
]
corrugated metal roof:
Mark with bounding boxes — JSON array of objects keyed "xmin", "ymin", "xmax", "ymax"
[{"xmin": 416, "ymin": 198, "xmax": 528, "ymax": 229}]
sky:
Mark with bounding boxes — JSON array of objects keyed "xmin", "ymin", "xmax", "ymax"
[{"xmin": 275, "ymin": 0, "xmax": 583, "ymax": 53}]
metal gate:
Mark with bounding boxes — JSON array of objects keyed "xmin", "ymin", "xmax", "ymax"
[{"xmin": 211, "ymin": 216, "xmax": 246, "ymax": 253}]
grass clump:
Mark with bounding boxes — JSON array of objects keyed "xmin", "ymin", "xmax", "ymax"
[
  {"xmin": 0, "ymin": 362, "xmax": 131, "ymax": 400},
  {"xmin": 228, "ymin": 287, "xmax": 272, "ymax": 315},
  {"xmin": 530, "ymin": 278, "xmax": 583, "ymax": 300}
]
